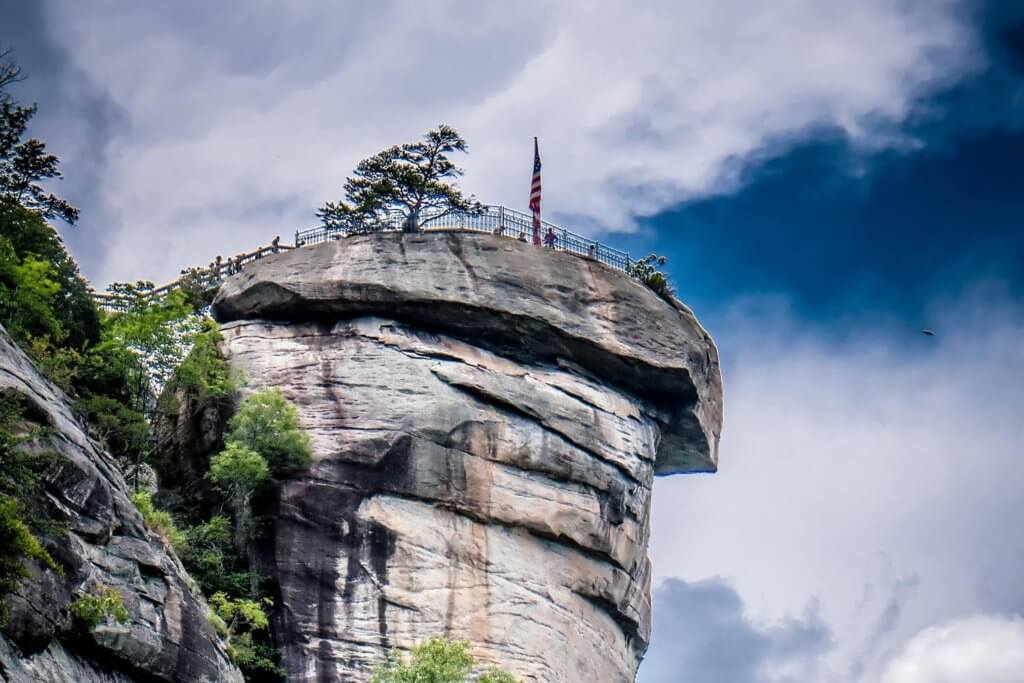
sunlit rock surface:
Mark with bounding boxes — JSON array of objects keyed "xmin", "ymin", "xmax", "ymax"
[
  {"xmin": 0, "ymin": 328, "xmax": 242, "ymax": 683},
  {"xmin": 211, "ymin": 232, "xmax": 723, "ymax": 682}
]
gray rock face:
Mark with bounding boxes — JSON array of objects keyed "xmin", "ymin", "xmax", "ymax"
[
  {"xmin": 210, "ymin": 232, "xmax": 723, "ymax": 682},
  {"xmin": 0, "ymin": 328, "xmax": 243, "ymax": 683}
]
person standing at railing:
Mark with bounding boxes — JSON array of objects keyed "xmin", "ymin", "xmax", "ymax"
[{"xmin": 543, "ymin": 226, "xmax": 557, "ymax": 249}]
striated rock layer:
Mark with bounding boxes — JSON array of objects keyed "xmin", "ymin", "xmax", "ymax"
[
  {"xmin": 0, "ymin": 328, "xmax": 243, "ymax": 682},
  {"xmin": 211, "ymin": 232, "xmax": 723, "ymax": 682}
]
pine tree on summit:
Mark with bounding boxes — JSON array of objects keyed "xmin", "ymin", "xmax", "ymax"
[{"xmin": 318, "ymin": 124, "xmax": 481, "ymax": 233}]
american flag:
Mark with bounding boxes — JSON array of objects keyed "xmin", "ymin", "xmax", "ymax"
[{"xmin": 529, "ymin": 137, "xmax": 542, "ymax": 245}]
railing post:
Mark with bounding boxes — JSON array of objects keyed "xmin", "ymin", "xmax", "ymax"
[{"xmin": 499, "ymin": 206, "xmax": 505, "ymax": 235}]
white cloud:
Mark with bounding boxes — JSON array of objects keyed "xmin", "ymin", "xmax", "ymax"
[
  {"xmin": 645, "ymin": 284, "xmax": 1024, "ymax": 681},
  {"xmin": 880, "ymin": 615, "xmax": 1024, "ymax": 683},
  {"xmin": 36, "ymin": 0, "xmax": 979, "ymax": 285}
]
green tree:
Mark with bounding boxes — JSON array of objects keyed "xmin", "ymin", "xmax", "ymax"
[
  {"xmin": 626, "ymin": 253, "xmax": 674, "ymax": 299},
  {"xmin": 372, "ymin": 638, "xmax": 519, "ymax": 683},
  {"xmin": 209, "ymin": 442, "xmax": 269, "ymax": 545},
  {"xmin": 163, "ymin": 320, "xmax": 241, "ymax": 411},
  {"xmin": 0, "ymin": 237, "xmax": 62, "ymax": 342},
  {"xmin": 318, "ymin": 125, "xmax": 480, "ymax": 233},
  {"xmin": 0, "ymin": 47, "xmax": 78, "ymax": 224},
  {"xmin": 101, "ymin": 284, "xmax": 203, "ymax": 416},
  {"xmin": 225, "ymin": 389, "xmax": 312, "ymax": 477}
]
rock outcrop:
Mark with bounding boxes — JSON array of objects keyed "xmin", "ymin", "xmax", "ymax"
[
  {"xmin": 0, "ymin": 328, "xmax": 243, "ymax": 683},
  {"xmin": 207, "ymin": 232, "xmax": 722, "ymax": 682}
]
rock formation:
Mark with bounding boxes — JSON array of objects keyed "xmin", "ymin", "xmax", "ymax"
[
  {"xmin": 0, "ymin": 328, "xmax": 242, "ymax": 683},
  {"xmin": 208, "ymin": 232, "xmax": 723, "ymax": 682}
]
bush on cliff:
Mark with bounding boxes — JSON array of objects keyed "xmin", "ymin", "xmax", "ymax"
[
  {"xmin": 626, "ymin": 253, "xmax": 674, "ymax": 299},
  {"xmin": 0, "ymin": 390, "xmax": 61, "ymax": 622},
  {"xmin": 372, "ymin": 637, "xmax": 519, "ymax": 683},
  {"xmin": 225, "ymin": 388, "xmax": 312, "ymax": 476}
]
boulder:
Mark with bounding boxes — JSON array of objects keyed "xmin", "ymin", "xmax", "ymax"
[{"xmin": 201, "ymin": 232, "xmax": 723, "ymax": 682}]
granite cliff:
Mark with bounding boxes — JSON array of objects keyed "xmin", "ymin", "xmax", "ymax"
[
  {"xmin": 0, "ymin": 328, "xmax": 243, "ymax": 682},
  {"xmin": 189, "ymin": 231, "xmax": 723, "ymax": 682}
]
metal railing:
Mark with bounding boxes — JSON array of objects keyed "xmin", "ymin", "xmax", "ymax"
[
  {"xmin": 295, "ymin": 204, "xmax": 634, "ymax": 274},
  {"xmin": 91, "ymin": 206, "xmax": 641, "ymax": 311}
]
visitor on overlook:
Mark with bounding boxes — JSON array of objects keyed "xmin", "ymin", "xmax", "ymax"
[{"xmin": 544, "ymin": 226, "xmax": 557, "ymax": 248}]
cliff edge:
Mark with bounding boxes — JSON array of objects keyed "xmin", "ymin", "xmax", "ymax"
[
  {"xmin": 0, "ymin": 328, "xmax": 242, "ymax": 683},
  {"xmin": 207, "ymin": 231, "xmax": 723, "ymax": 681}
]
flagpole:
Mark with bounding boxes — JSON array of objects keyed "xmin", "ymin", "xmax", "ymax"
[{"xmin": 530, "ymin": 136, "xmax": 542, "ymax": 246}]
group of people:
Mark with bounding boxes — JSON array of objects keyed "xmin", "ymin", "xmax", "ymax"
[{"xmin": 208, "ymin": 236, "xmax": 283, "ymax": 277}]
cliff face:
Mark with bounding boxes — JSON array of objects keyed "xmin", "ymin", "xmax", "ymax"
[
  {"xmin": 0, "ymin": 329, "xmax": 243, "ymax": 683},
  {"xmin": 209, "ymin": 232, "xmax": 723, "ymax": 682}
]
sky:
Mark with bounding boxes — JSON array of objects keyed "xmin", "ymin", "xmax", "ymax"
[{"xmin": 2, "ymin": 1, "xmax": 1023, "ymax": 681}]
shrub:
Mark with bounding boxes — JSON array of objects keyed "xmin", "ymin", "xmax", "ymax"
[
  {"xmin": 225, "ymin": 389, "xmax": 312, "ymax": 477},
  {"xmin": 0, "ymin": 391, "xmax": 60, "ymax": 622},
  {"xmin": 165, "ymin": 320, "xmax": 242, "ymax": 410},
  {"xmin": 372, "ymin": 637, "xmax": 520, "ymax": 683},
  {"xmin": 0, "ymin": 497, "xmax": 59, "ymax": 623},
  {"xmin": 131, "ymin": 491, "xmax": 187, "ymax": 552},
  {"xmin": 69, "ymin": 585, "xmax": 129, "ymax": 630},
  {"xmin": 209, "ymin": 592, "xmax": 283, "ymax": 678},
  {"xmin": 626, "ymin": 253, "xmax": 674, "ymax": 299}
]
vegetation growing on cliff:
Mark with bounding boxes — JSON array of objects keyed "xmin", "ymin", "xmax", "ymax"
[
  {"xmin": 372, "ymin": 637, "xmax": 519, "ymax": 683},
  {"xmin": 318, "ymin": 124, "xmax": 481, "ymax": 232},
  {"xmin": 0, "ymin": 391, "xmax": 61, "ymax": 623},
  {"xmin": 69, "ymin": 585, "xmax": 130, "ymax": 631},
  {"xmin": 626, "ymin": 253, "xmax": 674, "ymax": 299}
]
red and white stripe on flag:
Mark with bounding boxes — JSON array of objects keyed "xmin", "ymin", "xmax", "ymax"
[{"xmin": 529, "ymin": 137, "xmax": 542, "ymax": 246}]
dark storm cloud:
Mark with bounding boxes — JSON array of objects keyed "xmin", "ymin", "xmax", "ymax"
[
  {"xmin": 640, "ymin": 578, "xmax": 833, "ymax": 683},
  {"xmin": 0, "ymin": 0, "xmax": 126, "ymax": 281}
]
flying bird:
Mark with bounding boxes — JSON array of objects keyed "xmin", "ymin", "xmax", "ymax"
[{"xmin": 921, "ymin": 329, "xmax": 935, "ymax": 336}]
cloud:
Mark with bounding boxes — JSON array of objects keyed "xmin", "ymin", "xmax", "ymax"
[
  {"xmin": 879, "ymin": 615, "xmax": 1024, "ymax": 683},
  {"xmin": 14, "ymin": 0, "xmax": 982, "ymax": 284},
  {"xmin": 640, "ymin": 577, "xmax": 832, "ymax": 683},
  {"xmin": 645, "ymin": 282, "xmax": 1024, "ymax": 681}
]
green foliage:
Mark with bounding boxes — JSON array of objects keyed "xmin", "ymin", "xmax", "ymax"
[
  {"xmin": 209, "ymin": 592, "xmax": 283, "ymax": 678},
  {"xmin": 210, "ymin": 442, "xmax": 271, "ymax": 496},
  {"xmin": 626, "ymin": 253, "xmax": 674, "ymax": 299},
  {"xmin": 69, "ymin": 585, "xmax": 130, "ymax": 630},
  {"xmin": 318, "ymin": 124, "xmax": 480, "ymax": 233},
  {"xmin": 209, "ymin": 441, "xmax": 269, "ymax": 546},
  {"xmin": 0, "ymin": 48, "xmax": 79, "ymax": 224},
  {"xmin": 102, "ymin": 284, "xmax": 203, "ymax": 413},
  {"xmin": 226, "ymin": 389, "xmax": 312, "ymax": 477},
  {"xmin": 164, "ymin": 320, "xmax": 240, "ymax": 410},
  {"xmin": 0, "ymin": 237, "xmax": 61, "ymax": 343},
  {"xmin": 0, "ymin": 391, "xmax": 60, "ymax": 621},
  {"xmin": 0, "ymin": 497, "xmax": 58, "ymax": 623},
  {"xmin": 131, "ymin": 491, "xmax": 187, "ymax": 552},
  {"xmin": 372, "ymin": 638, "xmax": 520, "ymax": 683}
]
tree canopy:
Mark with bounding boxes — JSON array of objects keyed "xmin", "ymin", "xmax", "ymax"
[
  {"xmin": 0, "ymin": 47, "xmax": 78, "ymax": 224},
  {"xmin": 318, "ymin": 125, "xmax": 480, "ymax": 233},
  {"xmin": 372, "ymin": 638, "xmax": 519, "ymax": 683}
]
